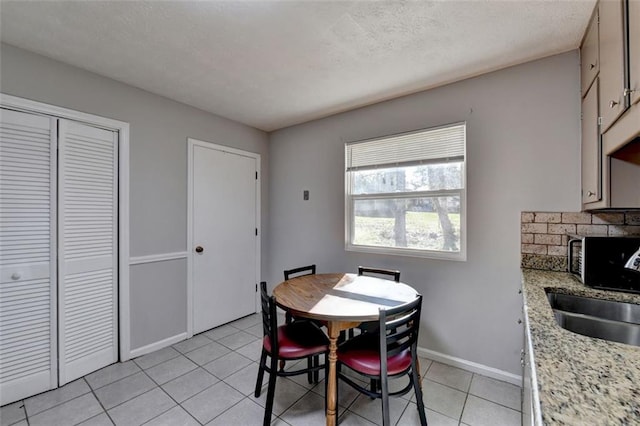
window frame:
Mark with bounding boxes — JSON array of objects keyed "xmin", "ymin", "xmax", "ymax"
[{"xmin": 344, "ymin": 123, "xmax": 467, "ymax": 261}]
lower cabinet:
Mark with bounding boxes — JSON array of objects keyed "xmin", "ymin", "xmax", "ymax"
[
  {"xmin": 522, "ymin": 325, "xmax": 534, "ymax": 426},
  {"xmin": 522, "ymin": 302, "xmax": 542, "ymax": 426}
]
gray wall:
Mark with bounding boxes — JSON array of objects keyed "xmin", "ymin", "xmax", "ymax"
[
  {"xmin": 267, "ymin": 51, "xmax": 581, "ymax": 375},
  {"xmin": 0, "ymin": 44, "xmax": 269, "ymax": 350}
]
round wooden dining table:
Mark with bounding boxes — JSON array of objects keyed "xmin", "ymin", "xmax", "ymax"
[{"xmin": 273, "ymin": 273, "xmax": 419, "ymax": 426}]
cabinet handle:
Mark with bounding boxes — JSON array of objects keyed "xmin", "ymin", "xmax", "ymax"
[
  {"xmin": 609, "ymin": 100, "xmax": 618, "ymax": 108},
  {"xmin": 623, "ymin": 88, "xmax": 636, "ymax": 97},
  {"xmin": 586, "ymin": 190, "xmax": 595, "ymax": 197},
  {"xmin": 11, "ymin": 273, "xmax": 21, "ymax": 280},
  {"xmin": 517, "ymin": 319, "xmax": 523, "ymax": 324},
  {"xmin": 589, "ymin": 63, "xmax": 595, "ymax": 70}
]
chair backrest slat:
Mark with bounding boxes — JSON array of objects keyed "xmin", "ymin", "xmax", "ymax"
[
  {"xmin": 259, "ymin": 281, "xmax": 279, "ymax": 354},
  {"xmin": 358, "ymin": 266, "xmax": 401, "ymax": 283},
  {"xmin": 284, "ymin": 264, "xmax": 316, "ymax": 280},
  {"xmin": 379, "ymin": 295, "xmax": 422, "ymax": 359}
]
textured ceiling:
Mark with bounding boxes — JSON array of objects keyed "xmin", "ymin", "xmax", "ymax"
[{"xmin": 0, "ymin": 0, "xmax": 595, "ymax": 131}]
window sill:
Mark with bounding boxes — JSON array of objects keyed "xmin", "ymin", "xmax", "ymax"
[{"xmin": 345, "ymin": 243, "xmax": 466, "ymax": 261}]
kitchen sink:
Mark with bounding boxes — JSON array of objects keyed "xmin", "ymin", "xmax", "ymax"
[{"xmin": 546, "ymin": 292, "xmax": 640, "ymax": 347}]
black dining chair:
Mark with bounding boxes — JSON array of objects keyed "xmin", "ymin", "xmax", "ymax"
[
  {"xmin": 281, "ymin": 265, "xmax": 323, "ymax": 373},
  {"xmin": 349, "ymin": 266, "xmax": 401, "ymax": 338},
  {"xmin": 254, "ymin": 282, "xmax": 329, "ymax": 426},
  {"xmin": 347, "ymin": 266, "xmax": 403, "ymax": 393},
  {"xmin": 283, "ymin": 264, "xmax": 316, "ymax": 325},
  {"xmin": 336, "ymin": 295, "xmax": 426, "ymax": 426},
  {"xmin": 358, "ymin": 266, "xmax": 401, "ymax": 283}
]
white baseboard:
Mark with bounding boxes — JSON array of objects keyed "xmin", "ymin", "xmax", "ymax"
[
  {"xmin": 417, "ymin": 347, "xmax": 522, "ymax": 386},
  {"xmin": 128, "ymin": 332, "xmax": 188, "ymax": 359}
]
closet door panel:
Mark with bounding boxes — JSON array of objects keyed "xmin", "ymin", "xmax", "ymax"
[
  {"xmin": 0, "ymin": 108, "xmax": 57, "ymax": 405},
  {"xmin": 58, "ymin": 120, "xmax": 117, "ymax": 385}
]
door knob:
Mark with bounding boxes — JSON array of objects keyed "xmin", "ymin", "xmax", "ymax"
[
  {"xmin": 609, "ymin": 100, "xmax": 618, "ymax": 108},
  {"xmin": 11, "ymin": 273, "xmax": 21, "ymax": 280},
  {"xmin": 195, "ymin": 246, "xmax": 204, "ymax": 253},
  {"xmin": 589, "ymin": 63, "xmax": 595, "ymax": 70}
]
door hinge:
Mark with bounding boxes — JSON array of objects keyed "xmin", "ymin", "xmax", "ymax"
[
  {"xmin": 255, "ymin": 171, "xmax": 258, "ymax": 180},
  {"xmin": 256, "ymin": 283, "xmax": 258, "ymax": 292},
  {"xmin": 597, "ymin": 116, "xmax": 602, "ymax": 126},
  {"xmin": 255, "ymin": 228, "xmax": 258, "ymax": 236}
]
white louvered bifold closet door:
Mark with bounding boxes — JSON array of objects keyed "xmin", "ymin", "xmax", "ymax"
[
  {"xmin": 0, "ymin": 108, "xmax": 57, "ymax": 405},
  {"xmin": 58, "ymin": 120, "xmax": 118, "ymax": 385}
]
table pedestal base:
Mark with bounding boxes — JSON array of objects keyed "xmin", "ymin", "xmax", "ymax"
[{"xmin": 326, "ymin": 321, "xmax": 360, "ymax": 426}]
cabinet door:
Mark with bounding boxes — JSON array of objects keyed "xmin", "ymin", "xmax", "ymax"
[
  {"xmin": 57, "ymin": 119, "xmax": 118, "ymax": 385},
  {"xmin": 599, "ymin": 0, "xmax": 626, "ymax": 131},
  {"xmin": 581, "ymin": 8, "xmax": 599, "ymax": 97},
  {"xmin": 630, "ymin": 0, "xmax": 640, "ymax": 106},
  {"xmin": 0, "ymin": 108, "xmax": 57, "ymax": 405},
  {"xmin": 582, "ymin": 79, "xmax": 601, "ymax": 204}
]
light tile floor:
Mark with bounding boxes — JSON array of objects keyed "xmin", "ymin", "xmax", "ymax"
[{"xmin": 0, "ymin": 313, "xmax": 522, "ymax": 426}]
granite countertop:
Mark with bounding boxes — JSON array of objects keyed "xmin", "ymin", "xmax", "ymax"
[{"xmin": 521, "ymin": 269, "xmax": 640, "ymax": 425}]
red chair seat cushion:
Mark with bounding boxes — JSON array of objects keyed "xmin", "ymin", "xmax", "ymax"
[
  {"xmin": 263, "ymin": 322, "xmax": 328, "ymax": 359},
  {"xmin": 338, "ymin": 336, "xmax": 412, "ymax": 376}
]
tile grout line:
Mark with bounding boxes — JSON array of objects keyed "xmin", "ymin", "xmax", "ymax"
[
  {"xmin": 82, "ymin": 377, "xmax": 116, "ymax": 426},
  {"xmin": 134, "ymin": 361, "xmax": 204, "ymax": 426},
  {"xmin": 23, "ymin": 385, "xmax": 95, "ymax": 424},
  {"xmin": 6, "ymin": 315, "xmax": 521, "ymax": 426},
  {"xmin": 172, "ymin": 335, "xmax": 215, "ymax": 355},
  {"xmin": 467, "ymin": 393, "xmax": 522, "ymax": 413},
  {"xmin": 7, "ymin": 399, "xmax": 28, "ymax": 426},
  {"xmin": 457, "ymin": 374, "xmax": 473, "ymax": 424},
  {"xmin": 139, "ymin": 329, "xmax": 266, "ymax": 425},
  {"xmin": 268, "ymin": 376, "xmax": 322, "ymax": 423},
  {"xmin": 132, "ymin": 350, "xmax": 183, "ymax": 371},
  {"xmin": 126, "ymin": 324, "xmax": 265, "ymax": 424}
]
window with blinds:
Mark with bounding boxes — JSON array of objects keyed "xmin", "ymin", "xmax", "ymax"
[{"xmin": 345, "ymin": 122, "xmax": 466, "ymax": 260}]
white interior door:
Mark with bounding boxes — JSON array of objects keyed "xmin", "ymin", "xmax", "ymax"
[
  {"xmin": 192, "ymin": 142, "xmax": 257, "ymax": 334},
  {"xmin": 0, "ymin": 108, "xmax": 57, "ymax": 404},
  {"xmin": 58, "ymin": 119, "xmax": 118, "ymax": 384}
]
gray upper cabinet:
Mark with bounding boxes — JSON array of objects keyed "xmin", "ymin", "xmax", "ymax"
[
  {"xmin": 630, "ymin": 0, "xmax": 640, "ymax": 107},
  {"xmin": 581, "ymin": 9, "xmax": 599, "ymax": 97},
  {"xmin": 580, "ymin": 7, "xmax": 602, "ymax": 207},
  {"xmin": 580, "ymin": 0, "xmax": 640, "ymax": 210},
  {"xmin": 599, "ymin": 0, "xmax": 625, "ymax": 133},
  {"xmin": 582, "ymin": 79, "xmax": 601, "ymax": 205}
]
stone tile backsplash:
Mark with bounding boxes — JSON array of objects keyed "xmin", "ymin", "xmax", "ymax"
[{"xmin": 521, "ymin": 211, "xmax": 640, "ymax": 271}]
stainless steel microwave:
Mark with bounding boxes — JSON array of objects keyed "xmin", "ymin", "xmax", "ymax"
[{"xmin": 568, "ymin": 235, "xmax": 640, "ymax": 293}]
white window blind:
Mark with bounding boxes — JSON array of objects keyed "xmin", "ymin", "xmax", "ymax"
[{"xmin": 346, "ymin": 123, "xmax": 465, "ymax": 171}]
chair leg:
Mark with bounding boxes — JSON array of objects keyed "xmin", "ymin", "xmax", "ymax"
[
  {"xmin": 307, "ymin": 357, "xmax": 313, "ymax": 384},
  {"xmin": 381, "ymin": 373, "xmax": 390, "ymax": 426},
  {"xmin": 254, "ymin": 349, "xmax": 268, "ymax": 397},
  {"xmin": 279, "ymin": 359, "xmax": 286, "ymax": 371},
  {"xmin": 264, "ymin": 356, "xmax": 278, "ymax": 426},
  {"xmin": 370, "ymin": 378, "xmax": 378, "ymax": 397},
  {"xmin": 314, "ymin": 355, "xmax": 320, "ymax": 383},
  {"xmin": 411, "ymin": 366, "xmax": 428, "ymax": 426}
]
